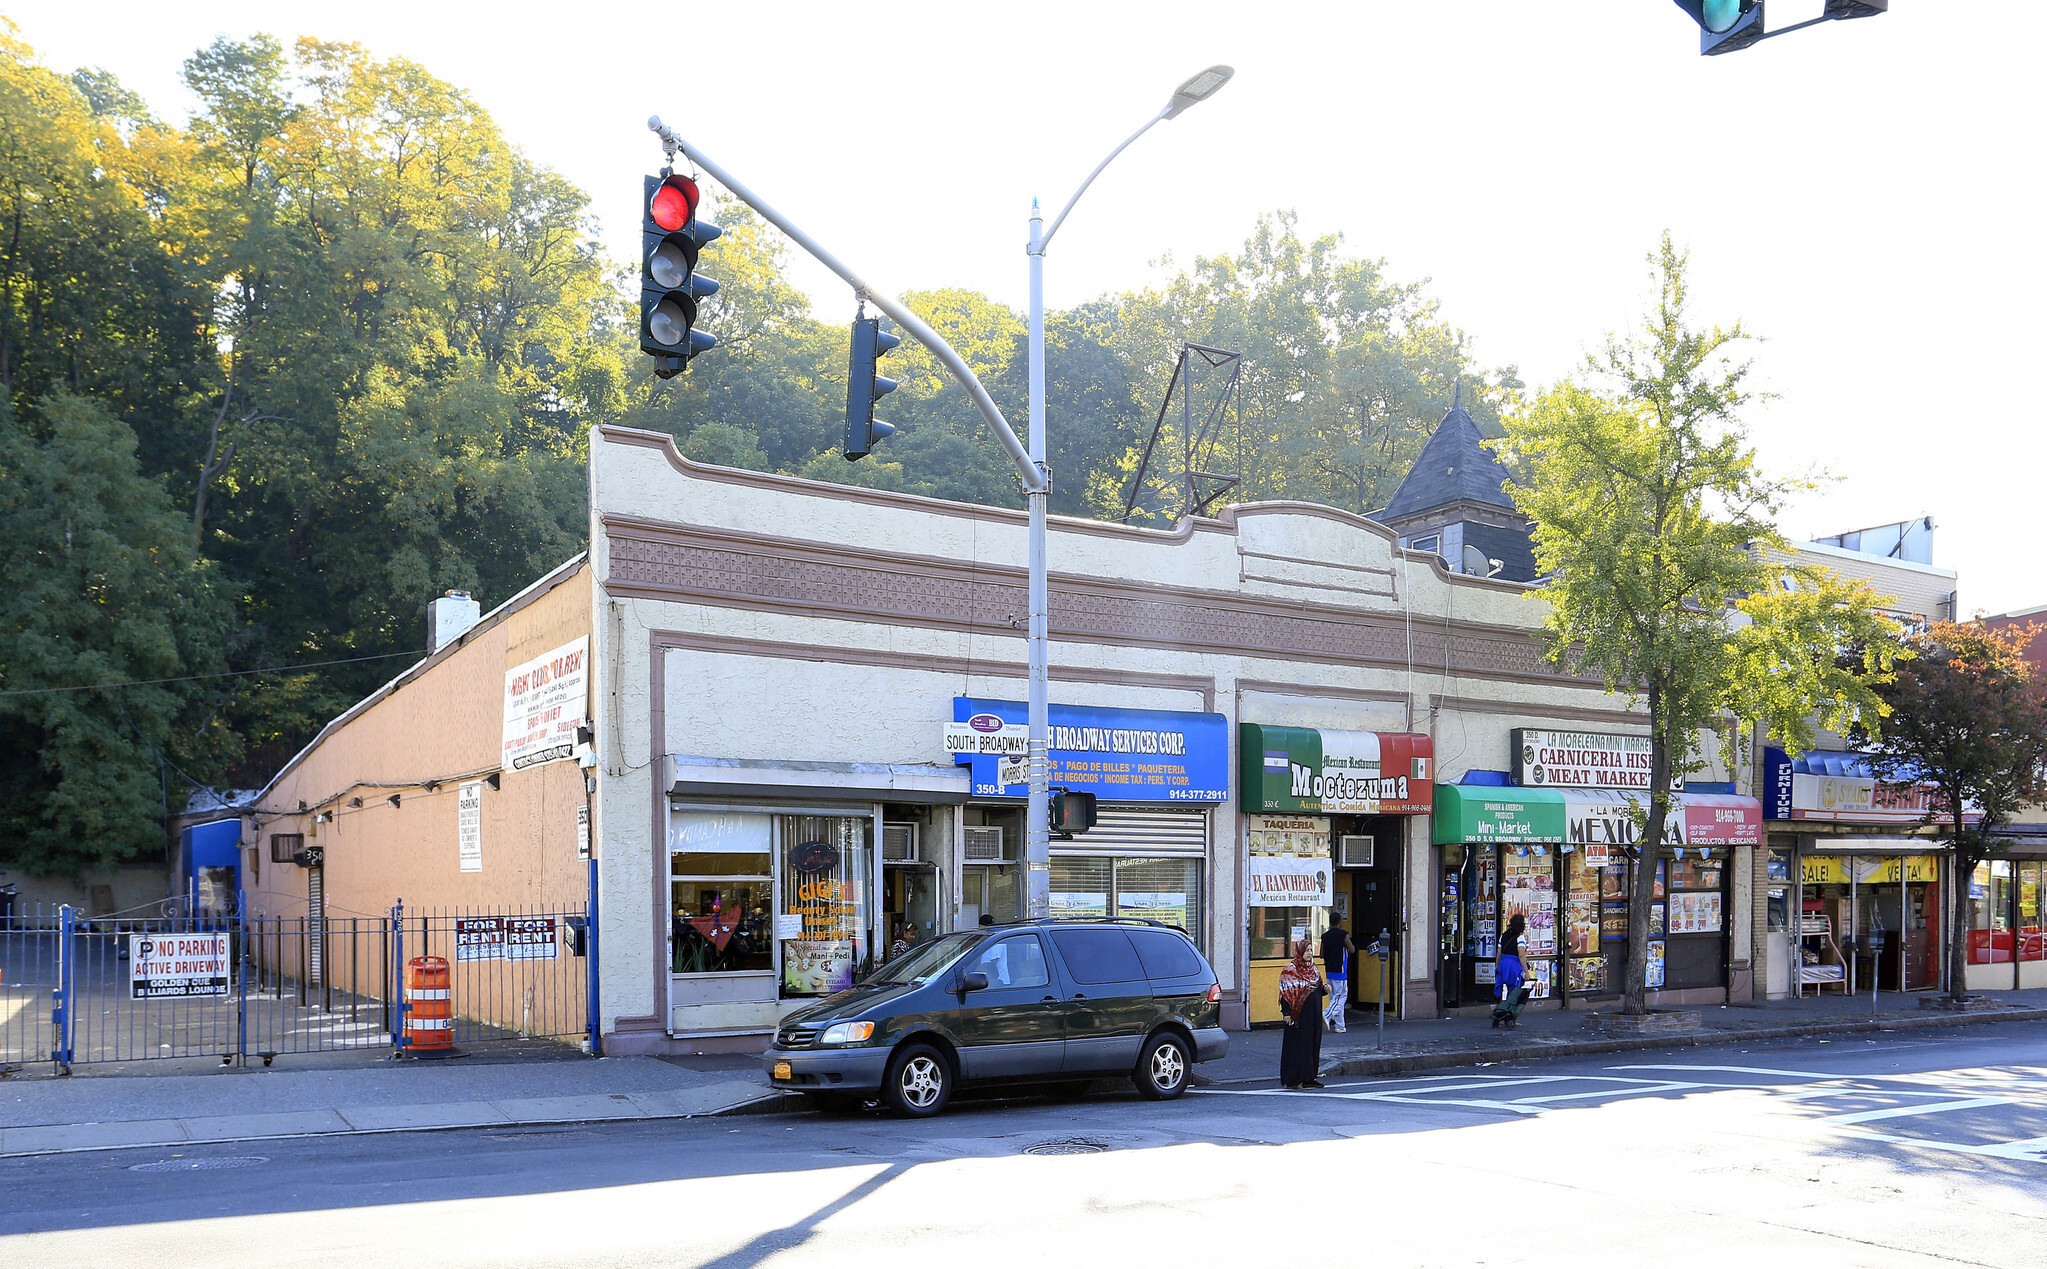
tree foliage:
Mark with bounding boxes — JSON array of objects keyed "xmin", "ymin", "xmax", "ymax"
[
  {"xmin": 1852, "ymin": 621, "xmax": 2047, "ymax": 1001},
  {"xmin": 1503, "ymin": 234, "xmax": 1906, "ymax": 1014}
]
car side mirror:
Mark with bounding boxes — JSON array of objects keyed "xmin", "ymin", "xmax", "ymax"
[{"xmin": 959, "ymin": 971, "xmax": 990, "ymax": 994}]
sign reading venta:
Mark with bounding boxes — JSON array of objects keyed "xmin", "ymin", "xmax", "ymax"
[
  {"xmin": 1240, "ymin": 725, "xmax": 1433, "ymax": 815},
  {"xmin": 502, "ymin": 636, "xmax": 588, "ymax": 772},
  {"xmin": 1512, "ymin": 728, "xmax": 1677, "ymax": 791}
]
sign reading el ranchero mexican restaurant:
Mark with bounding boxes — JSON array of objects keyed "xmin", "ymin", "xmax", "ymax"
[
  {"xmin": 1512, "ymin": 728, "xmax": 1679, "ymax": 791},
  {"xmin": 1240, "ymin": 725, "xmax": 1432, "ymax": 815}
]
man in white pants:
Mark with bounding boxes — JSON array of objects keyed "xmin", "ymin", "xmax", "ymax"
[{"xmin": 1320, "ymin": 917, "xmax": 1354, "ymax": 1032}]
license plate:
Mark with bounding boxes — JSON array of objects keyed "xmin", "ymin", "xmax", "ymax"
[{"xmin": 773, "ymin": 1061, "xmax": 792, "ymax": 1081}]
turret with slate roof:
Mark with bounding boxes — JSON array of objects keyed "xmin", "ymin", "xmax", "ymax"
[{"xmin": 1377, "ymin": 382, "xmax": 1537, "ymax": 582}]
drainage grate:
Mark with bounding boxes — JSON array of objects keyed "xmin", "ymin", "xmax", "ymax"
[
  {"xmin": 1022, "ymin": 1138, "xmax": 1108, "ymax": 1156},
  {"xmin": 129, "ymin": 1156, "xmax": 270, "ymax": 1173}
]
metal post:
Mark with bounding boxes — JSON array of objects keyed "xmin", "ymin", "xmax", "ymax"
[
  {"xmin": 236, "ymin": 890, "xmax": 248, "ymax": 1065},
  {"xmin": 587, "ymin": 856, "xmax": 602, "ymax": 1056},
  {"xmin": 53, "ymin": 903, "xmax": 73, "ymax": 1073},
  {"xmin": 392, "ymin": 899, "xmax": 405, "ymax": 1052},
  {"xmin": 350, "ymin": 918, "xmax": 359, "ymax": 1023},
  {"xmin": 1024, "ymin": 198, "xmax": 1051, "ymax": 920},
  {"xmin": 1377, "ymin": 928, "xmax": 1390, "ymax": 1048},
  {"xmin": 1850, "ymin": 864, "xmax": 1859, "ymax": 999}
]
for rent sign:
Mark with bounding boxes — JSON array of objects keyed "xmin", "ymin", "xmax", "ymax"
[{"xmin": 130, "ymin": 933, "xmax": 231, "ymax": 999}]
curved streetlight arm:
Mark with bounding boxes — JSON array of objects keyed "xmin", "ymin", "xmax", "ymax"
[
  {"xmin": 1036, "ymin": 107, "xmax": 1170, "ymax": 254},
  {"xmin": 648, "ymin": 116, "xmax": 1045, "ymax": 495}
]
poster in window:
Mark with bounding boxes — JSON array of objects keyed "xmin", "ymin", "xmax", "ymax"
[
  {"xmin": 782, "ymin": 939, "xmax": 855, "ymax": 996},
  {"xmin": 1645, "ymin": 939, "xmax": 1666, "ymax": 988},
  {"xmin": 1566, "ymin": 891, "xmax": 1601, "ymax": 955},
  {"xmin": 1650, "ymin": 902, "xmax": 1666, "ymax": 936},
  {"xmin": 1567, "ymin": 955, "xmax": 1605, "ymax": 994},
  {"xmin": 1526, "ymin": 958, "xmax": 1555, "ymax": 1000}
]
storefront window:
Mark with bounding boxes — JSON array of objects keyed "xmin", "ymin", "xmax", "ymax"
[
  {"xmin": 1501, "ymin": 850, "xmax": 1557, "ymax": 998},
  {"xmin": 669, "ymin": 812, "xmax": 773, "ymax": 975},
  {"xmin": 1968, "ymin": 860, "xmax": 2013, "ymax": 965},
  {"xmin": 1250, "ymin": 905, "xmax": 1327, "ymax": 961},
  {"xmin": 2021, "ymin": 862, "xmax": 2043, "ymax": 963},
  {"xmin": 779, "ymin": 815, "xmax": 874, "ymax": 996},
  {"xmin": 1050, "ymin": 855, "xmax": 1205, "ymax": 945}
]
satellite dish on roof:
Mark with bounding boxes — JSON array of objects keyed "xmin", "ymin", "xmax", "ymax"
[{"xmin": 1461, "ymin": 545, "xmax": 1504, "ymax": 578}]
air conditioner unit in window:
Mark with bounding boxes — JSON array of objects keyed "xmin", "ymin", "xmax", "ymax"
[
  {"xmin": 1338, "ymin": 835, "xmax": 1375, "ymax": 868},
  {"xmin": 962, "ymin": 826, "xmax": 1007, "ymax": 862},
  {"xmin": 882, "ymin": 823, "xmax": 918, "ymax": 861}
]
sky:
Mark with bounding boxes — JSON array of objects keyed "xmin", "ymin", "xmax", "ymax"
[{"xmin": 11, "ymin": 1, "xmax": 2043, "ymax": 616}]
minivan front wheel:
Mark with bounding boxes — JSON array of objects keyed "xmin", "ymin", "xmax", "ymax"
[
  {"xmin": 1134, "ymin": 1032, "xmax": 1190, "ymax": 1100},
  {"xmin": 883, "ymin": 1043, "xmax": 953, "ymax": 1117}
]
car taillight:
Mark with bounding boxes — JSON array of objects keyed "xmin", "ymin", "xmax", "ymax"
[{"xmin": 1206, "ymin": 983, "xmax": 1221, "ymax": 1004}]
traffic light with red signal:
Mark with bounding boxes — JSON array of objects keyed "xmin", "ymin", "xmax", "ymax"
[{"xmin": 640, "ymin": 172, "xmax": 721, "ymax": 377}]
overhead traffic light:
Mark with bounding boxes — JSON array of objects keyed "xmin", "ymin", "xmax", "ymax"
[
  {"xmin": 1672, "ymin": 0, "xmax": 1763, "ymax": 55},
  {"xmin": 640, "ymin": 172, "xmax": 721, "ymax": 378},
  {"xmin": 844, "ymin": 315, "xmax": 900, "ymax": 461},
  {"xmin": 1674, "ymin": 0, "xmax": 1887, "ymax": 55}
]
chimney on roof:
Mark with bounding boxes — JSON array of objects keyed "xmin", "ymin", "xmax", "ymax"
[{"xmin": 428, "ymin": 590, "xmax": 481, "ymax": 653}]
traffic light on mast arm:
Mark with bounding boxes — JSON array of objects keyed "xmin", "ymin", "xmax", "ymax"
[
  {"xmin": 640, "ymin": 172, "xmax": 721, "ymax": 378},
  {"xmin": 1672, "ymin": 0, "xmax": 1764, "ymax": 55},
  {"xmin": 844, "ymin": 315, "xmax": 900, "ymax": 461},
  {"xmin": 1673, "ymin": 1, "xmax": 1888, "ymax": 56}
]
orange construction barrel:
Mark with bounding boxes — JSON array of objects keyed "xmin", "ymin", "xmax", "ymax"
[{"xmin": 404, "ymin": 956, "xmax": 453, "ymax": 1054}]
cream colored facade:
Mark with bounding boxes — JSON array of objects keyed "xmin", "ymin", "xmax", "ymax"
[{"xmin": 587, "ymin": 426, "xmax": 1739, "ymax": 1053}]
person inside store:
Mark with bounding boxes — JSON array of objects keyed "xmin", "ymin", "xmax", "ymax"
[
  {"xmin": 1319, "ymin": 916, "xmax": 1355, "ymax": 1034},
  {"xmin": 1278, "ymin": 938, "xmax": 1328, "ymax": 1089},
  {"xmin": 1497, "ymin": 911, "xmax": 1527, "ymax": 1012}
]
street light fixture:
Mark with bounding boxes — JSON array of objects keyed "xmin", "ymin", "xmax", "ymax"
[{"xmin": 1020, "ymin": 64, "xmax": 1233, "ymax": 921}]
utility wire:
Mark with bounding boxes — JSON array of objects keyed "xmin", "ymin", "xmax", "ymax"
[{"xmin": 0, "ymin": 649, "xmax": 428, "ymax": 698}]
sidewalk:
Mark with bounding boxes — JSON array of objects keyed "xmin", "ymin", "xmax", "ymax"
[
  {"xmin": 1198, "ymin": 986, "xmax": 2047, "ymax": 1084},
  {"xmin": 0, "ymin": 1051, "xmax": 781, "ymax": 1159},
  {"xmin": 7, "ymin": 988, "xmax": 2047, "ymax": 1158}
]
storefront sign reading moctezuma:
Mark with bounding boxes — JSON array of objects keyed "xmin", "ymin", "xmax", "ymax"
[{"xmin": 1240, "ymin": 725, "xmax": 1432, "ymax": 815}]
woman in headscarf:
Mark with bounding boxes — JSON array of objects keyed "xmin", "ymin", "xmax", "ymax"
[{"xmin": 1278, "ymin": 937, "xmax": 1328, "ymax": 1089}]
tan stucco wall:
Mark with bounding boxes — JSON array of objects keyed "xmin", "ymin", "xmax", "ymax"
[{"xmin": 249, "ymin": 562, "xmax": 592, "ymax": 921}]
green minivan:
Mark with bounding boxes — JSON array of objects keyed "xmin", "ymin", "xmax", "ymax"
[{"xmin": 761, "ymin": 918, "xmax": 1229, "ymax": 1116}]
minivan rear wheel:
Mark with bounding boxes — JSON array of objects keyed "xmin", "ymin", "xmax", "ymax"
[
  {"xmin": 883, "ymin": 1042, "xmax": 952, "ymax": 1117},
  {"xmin": 1133, "ymin": 1032, "xmax": 1190, "ymax": 1100}
]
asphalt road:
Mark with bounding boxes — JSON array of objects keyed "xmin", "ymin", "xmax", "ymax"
[{"xmin": 8, "ymin": 1023, "xmax": 2047, "ymax": 1267}]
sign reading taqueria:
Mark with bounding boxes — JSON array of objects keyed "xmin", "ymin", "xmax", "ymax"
[{"xmin": 1512, "ymin": 728, "xmax": 1678, "ymax": 791}]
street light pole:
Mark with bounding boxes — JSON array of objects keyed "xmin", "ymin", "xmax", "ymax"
[{"xmin": 1019, "ymin": 65, "xmax": 1234, "ymax": 919}]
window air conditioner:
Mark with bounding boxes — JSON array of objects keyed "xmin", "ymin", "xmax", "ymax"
[
  {"xmin": 962, "ymin": 826, "xmax": 1007, "ymax": 862},
  {"xmin": 882, "ymin": 823, "xmax": 918, "ymax": 862},
  {"xmin": 1338, "ymin": 835, "xmax": 1375, "ymax": 868}
]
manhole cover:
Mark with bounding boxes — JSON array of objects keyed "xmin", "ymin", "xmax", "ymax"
[
  {"xmin": 1022, "ymin": 1138, "xmax": 1108, "ymax": 1156},
  {"xmin": 129, "ymin": 1156, "xmax": 269, "ymax": 1173}
]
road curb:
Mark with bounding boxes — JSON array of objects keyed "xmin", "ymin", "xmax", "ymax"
[{"xmin": 1308, "ymin": 1005, "xmax": 2047, "ymax": 1081}]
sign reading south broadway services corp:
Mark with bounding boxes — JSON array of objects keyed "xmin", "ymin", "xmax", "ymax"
[
  {"xmin": 1239, "ymin": 725, "xmax": 1433, "ymax": 815},
  {"xmin": 948, "ymin": 699, "xmax": 1229, "ymax": 802}
]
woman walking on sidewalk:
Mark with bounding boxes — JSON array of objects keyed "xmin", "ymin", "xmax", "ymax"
[
  {"xmin": 1495, "ymin": 913, "xmax": 1527, "ymax": 1030},
  {"xmin": 1278, "ymin": 938, "xmax": 1327, "ymax": 1089}
]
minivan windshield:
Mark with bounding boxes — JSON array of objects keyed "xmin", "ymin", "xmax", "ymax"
[{"xmin": 867, "ymin": 932, "xmax": 981, "ymax": 985}]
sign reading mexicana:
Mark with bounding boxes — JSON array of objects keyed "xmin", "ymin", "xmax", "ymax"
[
  {"xmin": 1239, "ymin": 725, "xmax": 1433, "ymax": 815},
  {"xmin": 947, "ymin": 699, "xmax": 1229, "ymax": 802}
]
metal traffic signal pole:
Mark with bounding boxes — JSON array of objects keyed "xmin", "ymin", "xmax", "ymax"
[{"xmin": 644, "ymin": 117, "xmax": 1057, "ymax": 913}]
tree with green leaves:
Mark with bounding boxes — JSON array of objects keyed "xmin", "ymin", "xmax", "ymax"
[
  {"xmin": 1852, "ymin": 621, "xmax": 2047, "ymax": 1003},
  {"xmin": 0, "ymin": 396, "xmax": 234, "ymax": 875},
  {"xmin": 1502, "ymin": 234, "xmax": 1906, "ymax": 1015}
]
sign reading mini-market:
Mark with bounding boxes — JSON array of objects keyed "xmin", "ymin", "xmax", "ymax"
[
  {"xmin": 1240, "ymin": 725, "xmax": 1432, "ymax": 815},
  {"xmin": 1511, "ymin": 728, "xmax": 1678, "ymax": 791},
  {"xmin": 948, "ymin": 699, "xmax": 1229, "ymax": 802}
]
